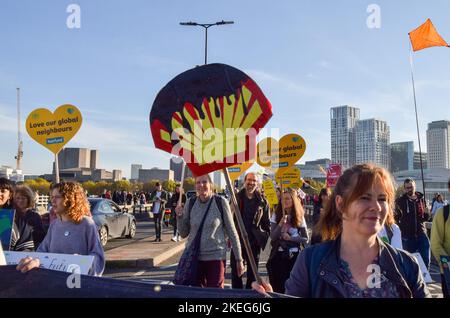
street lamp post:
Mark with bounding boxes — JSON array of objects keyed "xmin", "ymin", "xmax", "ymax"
[{"xmin": 180, "ymin": 20, "xmax": 234, "ymax": 65}]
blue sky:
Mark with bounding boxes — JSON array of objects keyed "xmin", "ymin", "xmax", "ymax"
[{"xmin": 1, "ymin": 0, "xmax": 450, "ymax": 178}]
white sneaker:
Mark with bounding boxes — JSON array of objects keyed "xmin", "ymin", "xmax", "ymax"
[
  {"xmin": 171, "ymin": 236, "xmax": 177, "ymax": 242},
  {"xmin": 176, "ymin": 236, "xmax": 180, "ymax": 242}
]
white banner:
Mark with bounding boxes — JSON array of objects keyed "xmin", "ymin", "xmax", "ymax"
[
  {"xmin": 0, "ymin": 244, "xmax": 5, "ymax": 266},
  {"xmin": 412, "ymin": 252, "xmax": 433, "ymax": 284},
  {"xmin": 4, "ymin": 251, "xmax": 94, "ymax": 275}
]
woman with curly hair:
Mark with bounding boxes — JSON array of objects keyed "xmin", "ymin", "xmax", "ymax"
[{"xmin": 16, "ymin": 182, "xmax": 105, "ymax": 276}]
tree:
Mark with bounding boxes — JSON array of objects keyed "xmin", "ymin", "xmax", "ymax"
[
  {"xmin": 82, "ymin": 181, "xmax": 96, "ymax": 196},
  {"xmin": 143, "ymin": 180, "xmax": 159, "ymax": 193},
  {"xmin": 25, "ymin": 178, "xmax": 51, "ymax": 195},
  {"xmin": 112, "ymin": 180, "xmax": 131, "ymax": 192},
  {"xmin": 183, "ymin": 178, "xmax": 195, "ymax": 191},
  {"xmin": 163, "ymin": 180, "xmax": 177, "ymax": 193},
  {"xmin": 93, "ymin": 181, "xmax": 111, "ymax": 196}
]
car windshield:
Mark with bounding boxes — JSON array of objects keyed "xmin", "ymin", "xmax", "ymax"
[{"xmin": 88, "ymin": 200, "xmax": 99, "ymax": 214}]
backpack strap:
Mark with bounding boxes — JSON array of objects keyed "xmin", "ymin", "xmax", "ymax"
[
  {"xmin": 444, "ymin": 205, "xmax": 449, "ymax": 224},
  {"xmin": 444, "ymin": 205, "xmax": 449, "ymax": 242}
]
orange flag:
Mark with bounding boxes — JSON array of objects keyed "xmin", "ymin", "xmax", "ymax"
[{"xmin": 409, "ymin": 19, "xmax": 449, "ymax": 52}]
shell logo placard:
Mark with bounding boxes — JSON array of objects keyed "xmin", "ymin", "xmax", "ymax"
[{"xmin": 26, "ymin": 104, "xmax": 82, "ymax": 154}]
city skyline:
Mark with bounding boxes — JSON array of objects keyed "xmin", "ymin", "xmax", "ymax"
[{"xmin": 2, "ymin": 1, "xmax": 450, "ymax": 178}]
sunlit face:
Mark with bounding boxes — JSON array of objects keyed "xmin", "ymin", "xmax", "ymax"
[
  {"xmin": 282, "ymin": 193, "xmax": 293, "ymax": 211},
  {"xmin": 0, "ymin": 188, "xmax": 11, "ymax": 207},
  {"xmin": 195, "ymin": 175, "xmax": 212, "ymax": 199},
  {"xmin": 51, "ymin": 189, "xmax": 66, "ymax": 215},
  {"xmin": 13, "ymin": 193, "xmax": 29, "ymax": 212},
  {"xmin": 244, "ymin": 173, "xmax": 258, "ymax": 194},
  {"xmin": 340, "ymin": 180, "xmax": 389, "ymax": 238}
]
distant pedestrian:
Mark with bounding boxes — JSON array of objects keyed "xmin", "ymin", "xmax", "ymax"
[
  {"xmin": 395, "ymin": 178, "xmax": 431, "ymax": 269},
  {"xmin": 169, "ymin": 185, "xmax": 186, "ymax": 242},
  {"xmin": 149, "ymin": 183, "xmax": 169, "ymax": 242}
]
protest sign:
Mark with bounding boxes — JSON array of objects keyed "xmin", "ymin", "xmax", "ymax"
[
  {"xmin": 4, "ymin": 251, "xmax": 94, "ymax": 275},
  {"xmin": 0, "ymin": 209, "xmax": 15, "ymax": 251},
  {"xmin": 26, "ymin": 104, "xmax": 82, "ymax": 154}
]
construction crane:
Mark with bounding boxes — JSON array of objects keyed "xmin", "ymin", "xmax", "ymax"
[{"xmin": 15, "ymin": 87, "xmax": 23, "ymax": 170}]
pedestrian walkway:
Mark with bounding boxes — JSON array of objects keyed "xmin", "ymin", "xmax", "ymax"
[{"xmin": 105, "ymin": 215, "xmax": 185, "ymax": 268}]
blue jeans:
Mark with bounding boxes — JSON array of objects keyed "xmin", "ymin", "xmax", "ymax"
[{"xmin": 402, "ymin": 233, "xmax": 430, "ymax": 270}]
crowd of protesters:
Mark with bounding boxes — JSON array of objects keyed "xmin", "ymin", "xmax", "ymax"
[{"xmin": 3, "ymin": 160, "xmax": 450, "ymax": 297}]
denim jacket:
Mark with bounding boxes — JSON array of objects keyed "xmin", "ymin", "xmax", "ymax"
[{"xmin": 285, "ymin": 235, "xmax": 431, "ymax": 298}]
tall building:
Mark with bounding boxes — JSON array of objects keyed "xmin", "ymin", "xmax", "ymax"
[
  {"xmin": 130, "ymin": 164, "xmax": 142, "ymax": 180},
  {"xmin": 427, "ymin": 120, "xmax": 450, "ymax": 169},
  {"xmin": 138, "ymin": 168, "xmax": 174, "ymax": 183},
  {"xmin": 213, "ymin": 171, "xmax": 224, "ymax": 189},
  {"xmin": 355, "ymin": 119, "xmax": 390, "ymax": 170},
  {"xmin": 330, "ymin": 106, "xmax": 360, "ymax": 168},
  {"xmin": 414, "ymin": 151, "xmax": 428, "ymax": 170},
  {"xmin": 169, "ymin": 157, "xmax": 193, "ymax": 181},
  {"xmin": 390, "ymin": 141, "xmax": 414, "ymax": 173},
  {"xmin": 57, "ymin": 148, "xmax": 91, "ymax": 170},
  {"xmin": 90, "ymin": 150, "xmax": 99, "ymax": 169}
]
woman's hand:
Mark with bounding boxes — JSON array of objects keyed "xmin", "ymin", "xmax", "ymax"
[
  {"xmin": 281, "ymin": 232, "xmax": 291, "ymax": 241},
  {"xmin": 278, "ymin": 214, "xmax": 288, "ymax": 226},
  {"xmin": 16, "ymin": 257, "xmax": 40, "ymax": 273},
  {"xmin": 236, "ymin": 260, "xmax": 246, "ymax": 277},
  {"xmin": 251, "ymin": 279, "xmax": 273, "ymax": 296}
]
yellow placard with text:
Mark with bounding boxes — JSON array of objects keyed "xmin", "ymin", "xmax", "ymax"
[
  {"xmin": 26, "ymin": 104, "xmax": 82, "ymax": 154},
  {"xmin": 262, "ymin": 179, "xmax": 278, "ymax": 207},
  {"xmin": 227, "ymin": 161, "xmax": 254, "ymax": 181},
  {"xmin": 276, "ymin": 167, "xmax": 301, "ymax": 187},
  {"xmin": 274, "ymin": 134, "xmax": 306, "ymax": 173}
]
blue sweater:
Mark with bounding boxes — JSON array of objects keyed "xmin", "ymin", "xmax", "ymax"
[{"xmin": 37, "ymin": 216, "xmax": 105, "ymax": 276}]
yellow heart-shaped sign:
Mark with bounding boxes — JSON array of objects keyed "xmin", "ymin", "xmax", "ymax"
[
  {"xmin": 227, "ymin": 161, "xmax": 254, "ymax": 182},
  {"xmin": 26, "ymin": 104, "xmax": 82, "ymax": 154},
  {"xmin": 275, "ymin": 134, "xmax": 306, "ymax": 173}
]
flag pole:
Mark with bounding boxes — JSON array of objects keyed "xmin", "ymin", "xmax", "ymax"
[{"xmin": 409, "ymin": 45, "xmax": 427, "ymax": 208}]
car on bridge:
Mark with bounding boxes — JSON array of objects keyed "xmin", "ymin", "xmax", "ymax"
[{"xmin": 88, "ymin": 198, "xmax": 137, "ymax": 247}]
